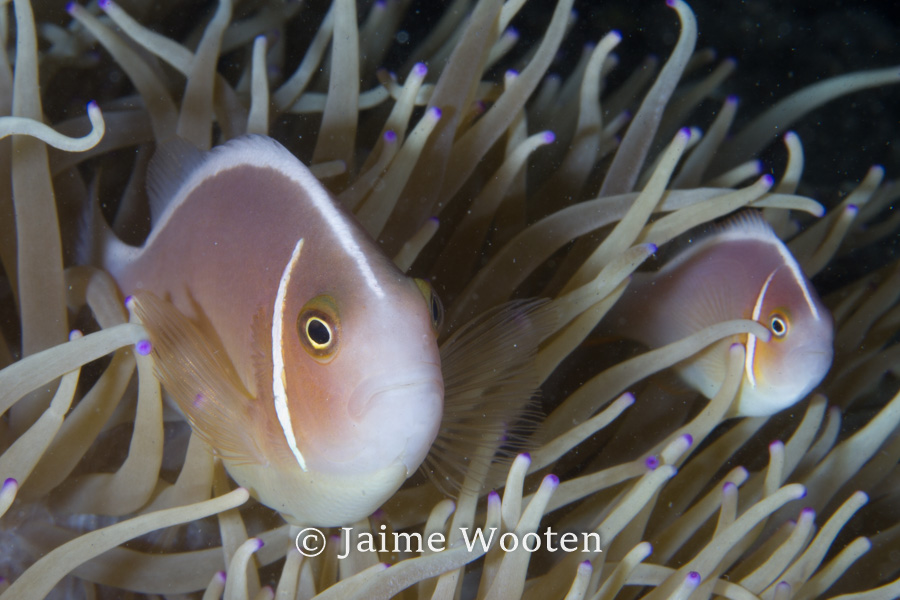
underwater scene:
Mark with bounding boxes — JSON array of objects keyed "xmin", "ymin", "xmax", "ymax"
[{"xmin": 1, "ymin": 0, "xmax": 899, "ymax": 598}]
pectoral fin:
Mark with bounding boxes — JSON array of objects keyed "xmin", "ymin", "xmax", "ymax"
[
  {"xmin": 427, "ymin": 298, "xmax": 559, "ymax": 493},
  {"xmin": 131, "ymin": 291, "xmax": 266, "ymax": 465}
]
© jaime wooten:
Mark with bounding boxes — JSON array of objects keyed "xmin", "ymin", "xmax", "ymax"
[{"xmin": 1, "ymin": 0, "xmax": 899, "ymax": 599}]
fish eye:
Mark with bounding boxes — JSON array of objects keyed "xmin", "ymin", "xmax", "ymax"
[
  {"xmin": 769, "ymin": 313, "xmax": 788, "ymax": 338},
  {"xmin": 414, "ymin": 278, "xmax": 444, "ymax": 334},
  {"xmin": 297, "ymin": 295, "xmax": 340, "ymax": 362},
  {"xmin": 305, "ymin": 317, "xmax": 331, "ymax": 347},
  {"xmin": 429, "ymin": 292, "xmax": 444, "ymax": 332}
]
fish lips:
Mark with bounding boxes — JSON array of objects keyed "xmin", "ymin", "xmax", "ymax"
[{"xmin": 335, "ymin": 364, "xmax": 444, "ymax": 475}]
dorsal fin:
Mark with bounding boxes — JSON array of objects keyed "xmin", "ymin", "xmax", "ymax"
[
  {"xmin": 657, "ymin": 209, "xmax": 781, "ymax": 274},
  {"xmin": 146, "ymin": 137, "xmax": 206, "ymax": 227},
  {"xmin": 146, "ymin": 135, "xmax": 305, "ymax": 229},
  {"xmin": 711, "ymin": 209, "xmax": 780, "ymax": 241}
]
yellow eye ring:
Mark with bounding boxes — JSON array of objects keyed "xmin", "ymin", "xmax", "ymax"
[
  {"xmin": 769, "ymin": 313, "xmax": 788, "ymax": 338},
  {"xmin": 304, "ymin": 316, "xmax": 332, "ymax": 349},
  {"xmin": 415, "ymin": 278, "xmax": 444, "ymax": 334},
  {"xmin": 297, "ymin": 295, "xmax": 340, "ymax": 362}
]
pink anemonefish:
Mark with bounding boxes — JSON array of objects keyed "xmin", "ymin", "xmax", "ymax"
[
  {"xmin": 100, "ymin": 135, "xmax": 445, "ymax": 526},
  {"xmin": 606, "ymin": 210, "xmax": 833, "ymax": 416},
  {"xmin": 94, "ymin": 135, "xmax": 555, "ymax": 525}
]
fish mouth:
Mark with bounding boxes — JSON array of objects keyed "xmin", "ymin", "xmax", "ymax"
[
  {"xmin": 347, "ymin": 363, "xmax": 443, "ymax": 418},
  {"xmin": 334, "ymin": 364, "xmax": 444, "ymax": 474}
]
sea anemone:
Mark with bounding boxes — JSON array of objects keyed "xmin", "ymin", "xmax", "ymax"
[{"xmin": 1, "ymin": 0, "xmax": 899, "ymax": 598}]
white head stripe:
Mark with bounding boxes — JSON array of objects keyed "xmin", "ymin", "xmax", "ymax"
[
  {"xmin": 745, "ymin": 269, "xmax": 777, "ymax": 387},
  {"xmin": 304, "ymin": 184, "xmax": 386, "ymax": 299},
  {"xmin": 774, "ymin": 243, "xmax": 821, "ymax": 321},
  {"xmin": 272, "ymin": 239, "xmax": 308, "ymax": 472}
]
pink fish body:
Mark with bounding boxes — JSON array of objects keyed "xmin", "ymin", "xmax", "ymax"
[
  {"xmin": 607, "ymin": 211, "xmax": 833, "ymax": 416},
  {"xmin": 104, "ymin": 136, "xmax": 444, "ymax": 525}
]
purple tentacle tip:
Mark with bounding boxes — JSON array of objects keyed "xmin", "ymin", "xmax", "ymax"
[
  {"xmin": 610, "ymin": 30, "xmax": 622, "ymax": 42},
  {"xmin": 413, "ymin": 62, "xmax": 428, "ymax": 77},
  {"xmin": 521, "ymin": 452, "xmax": 532, "ymax": 461},
  {"xmin": 98, "ymin": 0, "xmax": 110, "ymax": 9},
  {"xmin": 216, "ymin": 571, "xmax": 227, "ymax": 583},
  {"xmin": 3, "ymin": 478, "xmax": 17, "ymax": 490},
  {"xmin": 87, "ymin": 100, "xmax": 99, "ymax": 110},
  {"xmin": 722, "ymin": 481, "xmax": 736, "ymax": 493},
  {"xmin": 543, "ymin": 131, "xmax": 556, "ymax": 144},
  {"xmin": 666, "ymin": 0, "xmax": 678, "ymax": 6},
  {"xmin": 488, "ymin": 490, "xmax": 500, "ymax": 501},
  {"xmin": 124, "ymin": 295, "xmax": 134, "ymax": 307},
  {"xmin": 801, "ymin": 507, "xmax": 815, "ymax": 517},
  {"xmin": 429, "ymin": 107, "xmax": 442, "ymax": 120},
  {"xmin": 769, "ymin": 440, "xmax": 784, "ymax": 450},
  {"xmin": 545, "ymin": 474, "xmax": 560, "ymax": 487},
  {"xmin": 761, "ymin": 173, "xmax": 775, "ymax": 186},
  {"xmin": 383, "ymin": 130, "xmax": 397, "ymax": 143},
  {"xmin": 66, "ymin": 1, "xmax": 77, "ymax": 14},
  {"xmin": 135, "ymin": 340, "xmax": 152, "ymax": 356},
  {"xmin": 580, "ymin": 559, "xmax": 593, "ymax": 568},
  {"xmin": 847, "ymin": 204, "xmax": 859, "ymax": 214},
  {"xmin": 730, "ymin": 342, "xmax": 743, "ymax": 350},
  {"xmin": 682, "ymin": 433, "xmax": 693, "ymax": 447},
  {"xmin": 687, "ymin": 571, "xmax": 701, "ymax": 585},
  {"xmin": 506, "ymin": 69, "xmax": 520, "ymax": 78},
  {"xmin": 255, "ymin": 538, "xmax": 265, "ymax": 550},
  {"xmin": 797, "ymin": 486, "xmax": 808, "ymax": 499},
  {"xmin": 506, "ymin": 27, "xmax": 519, "ymax": 39},
  {"xmin": 678, "ymin": 126, "xmax": 692, "ymax": 139},
  {"xmin": 647, "ymin": 243, "xmax": 658, "ymax": 253},
  {"xmin": 622, "ymin": 392, "xmax": 636, "ymax": 406},
  {"xmin": 645, "ymin": 456, "xmax": 660, "ymax": 470},
  {"xmin": 429, "ymin": 216, "xmax": 440, "ymax": 224},
  {"xmin": 726, "ymin": 95, "xmax": 739, "ymax": 105},
  {"xmin": 375, "ymin": 0, "xmax": 386, "ymax": 8}
]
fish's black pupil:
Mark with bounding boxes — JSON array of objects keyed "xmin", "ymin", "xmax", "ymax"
[
  {"xmin": 308, "ymin": 319, "xmax": 330, "ymax": 345},
  {"xmin": 771, "ymin": 317, "xmax": 786, "ymax": 336},
  {"xmin": 431, "ymin": 297, "xmax": 440, "ymax": 324}
]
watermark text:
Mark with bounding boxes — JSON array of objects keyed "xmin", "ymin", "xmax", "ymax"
[{"xmin": 294, "ymin": 525, "xmax": 602, "ymax": 559}]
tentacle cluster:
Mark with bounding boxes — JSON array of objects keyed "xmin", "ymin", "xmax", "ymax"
[{"xmin": 1, "ymin": 0, "xmax": 899, "ymax": 599}]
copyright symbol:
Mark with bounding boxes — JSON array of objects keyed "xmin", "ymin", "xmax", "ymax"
[{"xmin": 295, "ymin": 527, "xmax": 327, "ymax": 557}]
